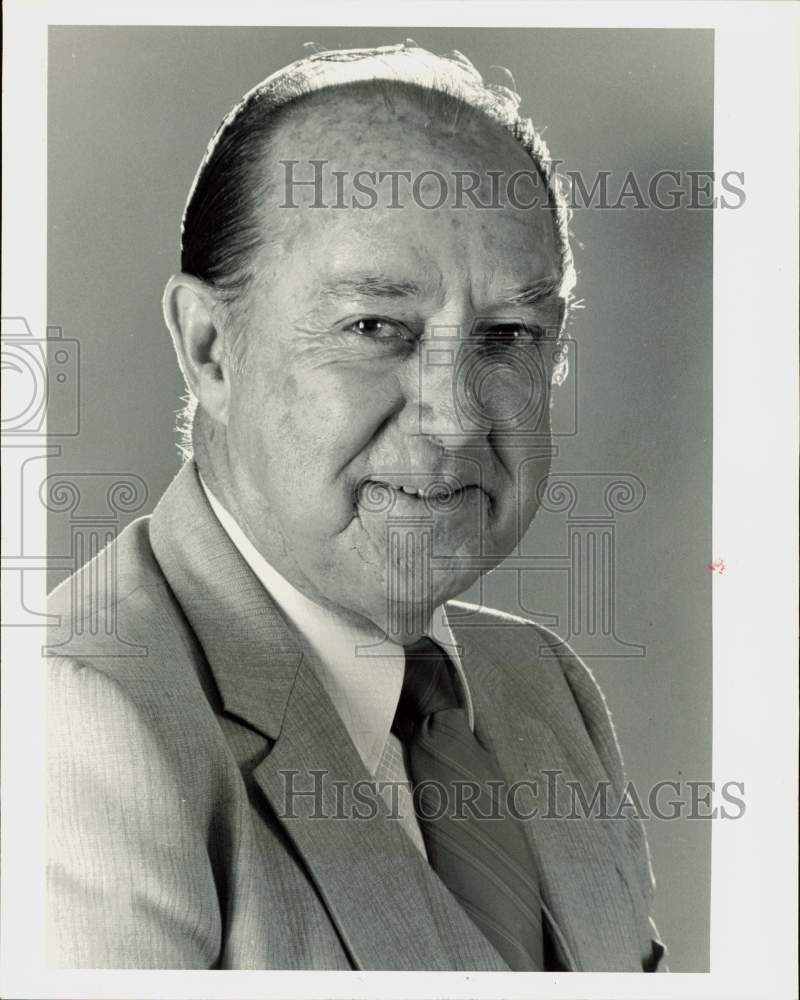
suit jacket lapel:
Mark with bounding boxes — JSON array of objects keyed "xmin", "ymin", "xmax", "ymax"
[
  {"xmin": 149, "ymin": 463, "xmax": 508, "ymax": 971},
  {"xmin": 451, "ymin": 615, "xmax": 645, "ymax": 972},
  {"xmin": 254, "ymin": 646, "xmax": 509, "ymax": 971},
  {"xmin": 149, "ymin": 461, "xmax": 302, "ymax": 740}
]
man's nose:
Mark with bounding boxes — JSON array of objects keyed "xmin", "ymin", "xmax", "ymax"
[{"xmin": 398, "ymin": 323, "xmax": 490, "ymax": 450}]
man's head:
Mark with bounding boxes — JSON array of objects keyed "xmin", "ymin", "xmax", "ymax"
[{"xmin": 163, "ymin": 43, "xmax": 574, "ymax": 640}]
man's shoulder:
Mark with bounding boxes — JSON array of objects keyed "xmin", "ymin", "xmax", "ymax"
[
  {"xmin": 447, "ymin": 596, "xmax": 608, "ymax": 690},
  {"xmin": 48, "ymin": 514, "xmax": 161, "ymax": 616},
  {"xmin": 45, "ymin": 510, "xmax": 229, "ymax": 780},
  {"xmin": 446, "ymin": 599, "xmax": 532, "ymax": 627},
  {"xmin": 45, "ymin": 513, "xmax": 204, "ymax": 695},
  {"xmin": 446, "ymin": 599, "xmax": 621, "ymax": 771},
  {"xmin": 445, "ymin": 598, "xmax": 583, "ymax": 662}
]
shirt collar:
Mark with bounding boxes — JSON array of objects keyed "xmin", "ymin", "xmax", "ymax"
[{"xmin": 199, "ymin": 476, "xmax": 474, "ymax": 774}]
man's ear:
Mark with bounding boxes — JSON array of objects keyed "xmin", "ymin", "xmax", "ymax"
[{"xmin": 162, "ymin": 273, "xmax": 231, "ymax": 426}]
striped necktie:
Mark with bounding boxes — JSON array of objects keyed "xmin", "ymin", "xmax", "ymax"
[{"xmin": 393, "ymin": 636, "xmax": 545, "ymax": 971}]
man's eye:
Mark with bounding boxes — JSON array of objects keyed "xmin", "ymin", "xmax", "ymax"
[
  {"xmin": 345, "ymin": 317, "xmax": 411, "ymax": 341},
  {"xmin": 481, "ymin": 323, "xmax": 542, "ymax": 346}
]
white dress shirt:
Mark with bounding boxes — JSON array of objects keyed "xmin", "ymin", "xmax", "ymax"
[{"xmin": 200, "ymin": 478, "xmax": 474, "ymax": 856}]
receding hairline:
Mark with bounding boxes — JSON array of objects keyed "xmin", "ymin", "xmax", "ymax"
[
  {"xmin": 181, "ymin": 63, "xmax": 572, "ymax": 289},
  {"xmin": 207, "ymin": 77, "xmax": 560, "ymax": 316},
  {"xmin": 265, "ymin": 79, "xmax": 544, "ymax": 185},
  {"xmin": 259, "ymin": 76, "xmax": 547, "ymax": 171}
]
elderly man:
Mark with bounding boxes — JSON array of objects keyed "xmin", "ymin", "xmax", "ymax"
[{"xmin": 47, "ymin": 42, "xmax": 664, "ymax": 972}]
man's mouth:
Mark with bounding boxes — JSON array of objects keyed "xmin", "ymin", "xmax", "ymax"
[
  {"xmin": 379, "ymin": 482, "xmax": 452, "ymax": 499},
  {"xmin": 355, "ymin": 474, "xmax": 484, "ymax": 514}
]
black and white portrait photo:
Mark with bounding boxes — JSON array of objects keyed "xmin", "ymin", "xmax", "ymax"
[{"xmin": 1, "ymin": 5, "xmax": 797, "ymax": 1000}]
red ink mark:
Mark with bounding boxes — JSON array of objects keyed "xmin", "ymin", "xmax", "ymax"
[{"xmin": 708, "ymin": 559, "xmax": 726, "ymax": 575}]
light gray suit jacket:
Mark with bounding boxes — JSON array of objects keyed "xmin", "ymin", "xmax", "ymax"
[{"xmin": 46, "ymin": 460, "xmax": 665, "ymax": 971}]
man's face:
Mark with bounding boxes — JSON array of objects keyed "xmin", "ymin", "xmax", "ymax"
[{"xmin": 220, "ymin": 93, "xmax": 565, "ymax": 637}]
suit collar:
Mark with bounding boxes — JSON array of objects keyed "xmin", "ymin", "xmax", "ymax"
[
  {"xmin": 199, "ymin": 472, "xmax": 475, "ymax": 734},
  {"xmin": 149, "ymin": 460, "xmax": 302, "ymax": 741},
  {"xmin": 152, "ymin": 462, "xmax": 477, "ymax": 749}
]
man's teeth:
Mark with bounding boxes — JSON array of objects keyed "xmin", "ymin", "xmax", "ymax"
[{"xmin": 385, "ymin": 482, "xmax": 454, "ymax": 499}]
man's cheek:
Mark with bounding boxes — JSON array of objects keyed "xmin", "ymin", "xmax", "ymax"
[
  {"xmin": 515, "ymin": 451, "xmax": 552, "ymax": 526},
  {"xmin": 293, "ymin": 381, "xmax": 374, "ymax": 451}
]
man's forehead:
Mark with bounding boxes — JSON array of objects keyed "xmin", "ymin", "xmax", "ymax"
[
  {"xmin": 259, "ymin": 88, "xmax": 552, "ymax": 242},
  {"xmin": 238, "ymin": 79, "xmax": 565, "ymax": 304},
  {"xmin": 286, "ymin": 241, "xmax": 565, "ymax": 312},
  {"xmin": 271, "ymin": 85, "xmax": 534, "ymax": 174},
  {"xmin": 310, "ymin": 268, "xmax": 565, "ymax": 305},
  {"xmin": 257, "ymin": 167, "xmax": 560, "ymax": 307}
]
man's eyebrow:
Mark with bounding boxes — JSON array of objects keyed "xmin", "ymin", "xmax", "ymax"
[
  {"xmin": 316, "ymin": 273, "xmax": 431, "ymax": 301},
  {"xmin": 503, "ymin": 275, "xmax": 564, "ymax": 306}
]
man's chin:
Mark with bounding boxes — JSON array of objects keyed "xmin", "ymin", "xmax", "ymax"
[{"xmin": 332, "ymin": 570, "xmax": 480, "ymax": 641}]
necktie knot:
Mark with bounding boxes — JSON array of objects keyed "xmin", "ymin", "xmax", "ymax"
[{"xmin": 393, "ymin": 637, "xmax": 461, "ymax": 742}]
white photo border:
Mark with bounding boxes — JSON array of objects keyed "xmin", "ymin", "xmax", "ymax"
[{"xmin": 2, "ymin": 2, "xmax": 797, "ymax": 998}]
